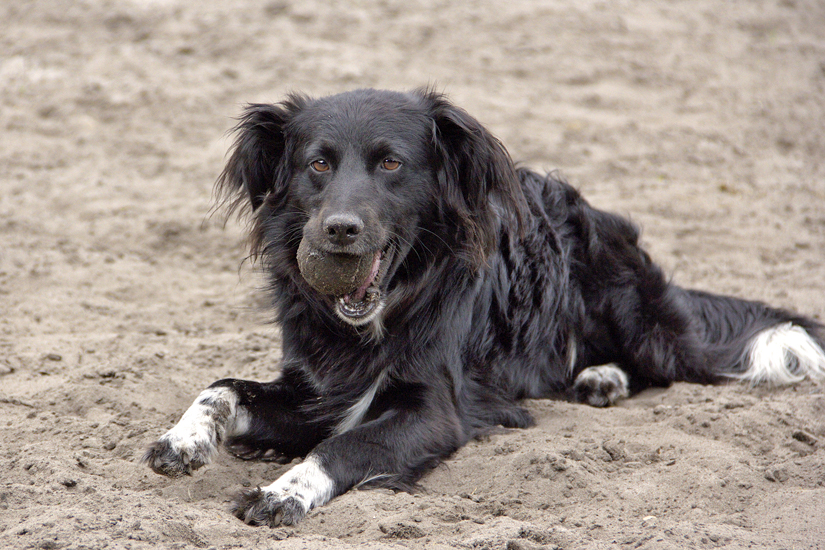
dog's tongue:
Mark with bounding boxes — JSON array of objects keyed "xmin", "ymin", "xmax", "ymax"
[{"xmin": 343, "ymin": 251, "xmax": 381, "ymax": 304}]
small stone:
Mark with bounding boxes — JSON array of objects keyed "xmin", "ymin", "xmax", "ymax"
[
  {"xmin": 766, "ymin": 468, "xmax": 789, "ymax": 482},
  {"xmin": 602, "ymin": 440, "xmax": 626, "ymax": 462},
  {"xmin": 792, "ymin": 430, "xmax": 818, "ymax": 446},
  {"xmin": 379, "ymin": 523, "xmax": 425, "ymax": 539}
]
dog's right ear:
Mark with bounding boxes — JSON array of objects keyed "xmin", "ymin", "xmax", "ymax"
[{"xmin": 216, "ymin": 98, "xmax": 305, "ymax": 214}]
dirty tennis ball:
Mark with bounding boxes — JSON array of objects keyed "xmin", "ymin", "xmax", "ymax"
[{"xmin": 296, "ymin": 238, "xmax": 373, "ymax": 296}]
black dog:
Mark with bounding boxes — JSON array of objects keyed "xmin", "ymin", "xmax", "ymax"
[{"xmin": 144, "ymin": 88, "xmax": 825, "ymax": 527}]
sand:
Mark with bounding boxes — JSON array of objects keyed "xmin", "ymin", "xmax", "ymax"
[{"xmin": 2, "ymin": 0, "xmax": 824, "ymax": 548}]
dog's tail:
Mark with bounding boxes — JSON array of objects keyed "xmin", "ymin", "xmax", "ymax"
[{"xmin": 681, "ymin": 289, "xmax": 825, "ymax": 384}]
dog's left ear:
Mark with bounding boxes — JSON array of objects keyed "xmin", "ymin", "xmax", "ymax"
[{"xmin": 424, "ymin": 91, "xmax": 526, "ymax": 264}]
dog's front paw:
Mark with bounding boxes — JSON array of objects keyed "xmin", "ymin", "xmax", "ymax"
[
  {"xmin": 143, "ymin": 387, "xmax": 240, "ymax": 477},
  {"xmin": 230, "ymin": 456, "xmax": 335, "ymax": 527},
  {"xmin": 231, "ymin": 488, "xmax": 307, "ymax": 527},
  {"xmin": 574, "ymin": 364, "xmax": 630, "ymax": 407},
  {"xmin": 142, "ymin": 435, "xmax": 211, "ymax": 477}
]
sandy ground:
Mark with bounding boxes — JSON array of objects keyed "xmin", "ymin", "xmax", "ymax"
[{"xmin": 2, "ymin": 1, "xmax": 825, "ymax": 548}]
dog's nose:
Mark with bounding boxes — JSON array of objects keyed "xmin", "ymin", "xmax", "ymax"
[{"xmin": 323, "ymin": 213, "xmax": 364, "ymax": 246}]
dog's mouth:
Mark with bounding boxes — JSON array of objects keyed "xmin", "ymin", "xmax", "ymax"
[
  {"xmin": 335, "ymin": 250, "xmax": 384, "ymax": 322},
  {"xmin": 297, "ymin": 241, "xmax": 394, "ymax": 325}
]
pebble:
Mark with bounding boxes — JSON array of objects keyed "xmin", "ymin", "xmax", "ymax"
[
  {"xmin": 792, "ymin": 430, "xmax": 818, "ymax": 446},
  {"xmin": 765, "ymin": 468, "xmax": 789, "ymax": 482}
]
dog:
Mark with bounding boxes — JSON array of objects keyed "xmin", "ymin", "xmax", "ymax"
[{"xmin": 143, "ymin": 88, "xmax": 825, "ymax": 527}]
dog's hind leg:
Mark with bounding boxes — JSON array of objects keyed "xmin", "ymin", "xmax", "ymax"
[
  {"xmin": 571, "ymin": 276, "xmax": 713, "ymax": 403},
  {"xmin": 573, "ymin": 364, "xmax": 630, "ymax": 407},
  {"xmin": 143, "ymin": 370, "xmax": 328, "ymax": 476},
  {"xmin": 595, "ymin": 262, "xmax": 717, "ymax": 394}
]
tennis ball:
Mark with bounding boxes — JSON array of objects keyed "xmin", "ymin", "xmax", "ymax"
[{"xmin": 296, "ymin": 238, "xmax": 374, "ymax": 296}]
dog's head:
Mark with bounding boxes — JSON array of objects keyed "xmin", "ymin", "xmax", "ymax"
[{"xmin": 217, "ymin": 88, "xmax": 525, "ymax": 328}]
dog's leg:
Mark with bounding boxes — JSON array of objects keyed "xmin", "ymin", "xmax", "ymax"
[
  {"xmin": 573, "ymin": 364, "xmax": 630, "ymax": 407},
  {"xmin": 143, "ymin": 384, "xmax": 244, "ymax": 477},
  {"xmin": 143, "ymin": 371, "xmax": 326, "ymax": 476},
  {"xmin": 231, "ymin": 383, "xmax": 462, "ymax": 527},
  {"xmin": 218, "ymin": 376, "xmax": 329, "ymax": 464}
]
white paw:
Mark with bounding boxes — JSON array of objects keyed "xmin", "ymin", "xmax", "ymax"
[
  {"xmin": 143, "ymin": 387, "xmax": 246, "ymax": 476},
  {"xmin": 574, "ymin": 364, "xmax": 629, "ymax": 407},
  {"xmin": 232, "ymin": 456, "xmax": 335, "ymax": 526}
]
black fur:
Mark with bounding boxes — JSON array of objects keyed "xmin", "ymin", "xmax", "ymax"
[{"xmin": 150, "ymin": 88, "xmax": 824, "ymax": 526}]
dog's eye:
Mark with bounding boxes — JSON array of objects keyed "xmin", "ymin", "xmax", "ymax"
[
  {"xmin": 310, "ymin": 160, "xmax": 330, "ymax": 172},
  {"xmin": 382, "ymin": 159, "xmax": 401, "ymax": 171}
]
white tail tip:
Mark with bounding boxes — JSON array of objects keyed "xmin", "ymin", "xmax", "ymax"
[{"xmin": 736, "ymin": 323, "xmax": 825, "ymax": 385}]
